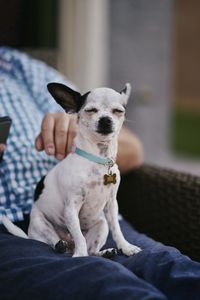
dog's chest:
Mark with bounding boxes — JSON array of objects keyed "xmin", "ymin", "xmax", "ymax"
[
  {"xmin": 78, "ymin": 163, "xmax": 119, "ymax": 223},
  {"xmin": 45, "ymin": 155, "xmax": 120, "ymax": 227}
]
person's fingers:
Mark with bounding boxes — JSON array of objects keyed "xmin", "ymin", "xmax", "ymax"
[
  {"xmin": 41, "ymin": 113, "xmax": 55, "ymax": 156},
  {"xmin": 66, "ymin": 115, "xmax": 78, "ymax": 155},
  {"xmin": 0, "ymin": 143, "xmax": 6, "ymax": 153},
  {"xmin": 35, "ymin": 112, "xmax": 78, "ymax": 159},
  {"xmin": 35, "ymin": 133, "xmax": 44, "ymax": 151},
  {"xmin": 54, "ymin": 112, "xmax": 69, "ymax": 160}
]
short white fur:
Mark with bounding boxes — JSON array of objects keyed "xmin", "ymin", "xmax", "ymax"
[{"xmin": 2, "ymin": 83, "xmax": 141, "ymax": 257}]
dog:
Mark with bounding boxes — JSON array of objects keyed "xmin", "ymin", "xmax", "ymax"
[{"xmin": 3, "ymin": 83, "xmax": 141, "ymax": 258}]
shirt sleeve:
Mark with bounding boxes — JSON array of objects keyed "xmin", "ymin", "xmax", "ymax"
[{"xmin": 0, "ymin": 47, "xmax": 78, "ymax": 113}]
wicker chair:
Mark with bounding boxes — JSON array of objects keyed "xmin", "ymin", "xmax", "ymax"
[{"xmin": 118, "ymin": 164, "xmax": 200, "ymax": 262}]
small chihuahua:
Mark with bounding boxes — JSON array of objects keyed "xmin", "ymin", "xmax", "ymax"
[{"xmin": 3, "ymin": 83, "xmax": 141, "ymax": 258}]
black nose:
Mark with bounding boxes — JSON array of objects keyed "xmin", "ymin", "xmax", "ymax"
[
  {"xmin": 97, "ymin": 117, "xmax": 113, "ymax": 135},
  {"xmin": 99, "ymin": 117, "xmax": 112, "ymax": 126}
]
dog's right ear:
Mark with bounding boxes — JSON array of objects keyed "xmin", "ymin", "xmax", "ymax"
[
  {"xmin": 120, "ymin": 83, "xmax": 132, "ymax": 107},
  {"xmin": 47, "ymin": 83, "xmax": 86, "ymax": 113}
]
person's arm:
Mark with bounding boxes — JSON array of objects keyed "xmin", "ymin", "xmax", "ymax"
[
  {"xmin": 117, "ymin": 127, "xmax": 143, "ymax": 173},
  {"xmin": 35, "ymin": 112, "xmax": 143, "ymax": 173},
  {"xmin": 0, "ymin": 144, "xmax": 6, "ymax": 152}
]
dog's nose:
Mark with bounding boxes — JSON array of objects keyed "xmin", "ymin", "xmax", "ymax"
[
  {"xmin": 97, "ymin": 117, "xmax": 113, "ymax": 135},
  {"xmin": 99, "ymin": 117, "xmax": 112, "ymax": 126}
]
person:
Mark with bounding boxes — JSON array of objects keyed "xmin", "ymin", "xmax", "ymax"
[{"xmin": 0, "ymin": 47, "xmax": 200, "ymax": 300}]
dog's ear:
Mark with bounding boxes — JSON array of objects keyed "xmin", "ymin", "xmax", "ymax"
[
  {"xmin": 47, "ymin": 83, "xmax": 87, "ymax": 113},
  {"xmin": 120, "ymin": 83, "xmax": 132, "ymax": 107}
]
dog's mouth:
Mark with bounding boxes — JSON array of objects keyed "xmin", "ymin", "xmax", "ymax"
[
  {"xmin": 96, "ymin": 117, "xmax": 114, "ymax": 135},
  {"xmin": 96, "ymin": 128, "xmax": 113, "ymax": 135}
]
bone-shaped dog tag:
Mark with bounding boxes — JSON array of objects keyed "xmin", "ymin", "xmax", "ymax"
[{"xmin": 104, "ymin": 173, "xmax": 117, "ymax": 185}]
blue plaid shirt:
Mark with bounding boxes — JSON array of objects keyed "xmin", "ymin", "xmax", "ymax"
[{"xmin": 0, "ymin": 47, "xmax": 74, "ymax": 223}]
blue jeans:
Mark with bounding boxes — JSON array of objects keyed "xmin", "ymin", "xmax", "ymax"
[{"xmin": 0, "ymin": 218, "xmax": 200, "ymax": 300}]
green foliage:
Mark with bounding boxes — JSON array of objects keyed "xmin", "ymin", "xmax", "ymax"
[{"xmin": 172, "ymin": 108, "xmax": 200, "ymax": 158}]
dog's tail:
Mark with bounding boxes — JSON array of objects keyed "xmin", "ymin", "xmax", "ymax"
[{"xmin": 2, "ymin": 216, "xmax": 28, "ymax": 239}]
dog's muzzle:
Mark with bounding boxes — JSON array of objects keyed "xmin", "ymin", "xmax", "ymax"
[{"xmin": 97, "ymin": 117, "xmax": 113, "ymax": 135}]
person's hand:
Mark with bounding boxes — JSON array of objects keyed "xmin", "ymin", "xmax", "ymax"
[
  {"xmin": 35, "ymin": 112, "xmax": 77, "ymax": 160},
  {"xmin": 0, "ymin": 143, "xmax": 6, "ymax": 154}
]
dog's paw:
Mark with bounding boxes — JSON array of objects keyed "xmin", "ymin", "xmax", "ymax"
[
  {"xmin": 95, "ymin": 248, "xmax": 118, "ymax": 259},
  {"xmin": 73, "ymin": 251, "xmax": 88, "ymax": 258},
  {"xmin": 120, "ymin": 243, "xmax": 142, "ymax": 256},
  {"xmin": 73, "ymin": 247, "xmax": 88, "ymax": 257},
  {"xmin": 55, "ymin": 240, "xmax": 68, "ymax": 253}
]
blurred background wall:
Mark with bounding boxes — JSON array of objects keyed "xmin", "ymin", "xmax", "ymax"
[
  {"xmin": 109, "ymin": 0, "xmax": 172, "ymax": 167},
  {"xmin": 0, "ymin": 0, "xmax": 200, "ymax": 174}
]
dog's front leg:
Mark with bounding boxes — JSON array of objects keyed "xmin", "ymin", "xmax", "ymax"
[
  {"xmin": 64, "ymin": 204, "xmax": 88, "ymax": 257},
  {"xmin": 104, "ymin": 199, "xmax": 141, "ymax": 256}
]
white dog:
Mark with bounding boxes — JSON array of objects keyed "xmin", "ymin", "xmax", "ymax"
[{"xmin": 3, "ymin": 83, "xmax": 141, "ymax": 258}]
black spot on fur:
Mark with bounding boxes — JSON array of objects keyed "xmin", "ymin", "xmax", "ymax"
[{"xmin": 34, "ymin": 176, "xmax": 46, "ymax": 202}]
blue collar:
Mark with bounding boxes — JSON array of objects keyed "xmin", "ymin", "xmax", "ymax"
[{"xmin": 72, "ymin": 146, "xmax": 115, "ymax": 167}]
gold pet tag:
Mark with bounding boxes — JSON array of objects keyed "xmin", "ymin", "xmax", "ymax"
[{"xmin": 104, "ymin": 172, "xmax": 117, "ymax": 185}]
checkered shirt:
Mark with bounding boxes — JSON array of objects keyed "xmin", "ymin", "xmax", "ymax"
[{"xmin": 0, "ymin": 47, "xmax": 74, "ymax": 223}]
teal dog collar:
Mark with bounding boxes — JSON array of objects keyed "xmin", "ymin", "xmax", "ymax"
[
  {"xmin": 71, "ymin": 145, "xmax": 117, "ymax": 185},
  {"xmin": 72, "ymin": 145, "xmax": 114, "ymax": 167}
]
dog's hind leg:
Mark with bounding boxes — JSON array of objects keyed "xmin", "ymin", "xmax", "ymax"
[
  {"xmin": 85, "ymin": 217, "xmax": 118, "ymax": 258},
  {"xmin": 28, "ymin": 206, "xmax": 61, "ymax": 249},
  {"xmin": 85, "ymin": 217, "xmax": 108, "ymax": 255}
]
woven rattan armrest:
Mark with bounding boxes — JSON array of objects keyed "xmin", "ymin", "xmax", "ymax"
[{"xmin": 118, "ymin": 164, "xmax": 200, "ymax": 261}]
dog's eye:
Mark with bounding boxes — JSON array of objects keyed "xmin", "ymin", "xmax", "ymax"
[
  {"xmin": 112, "ymin": 109, "xmax": 124, "ymax": 114},
  {"xmin": 85, "ymin": 108, "xmax": 98, "ymax": 113}
]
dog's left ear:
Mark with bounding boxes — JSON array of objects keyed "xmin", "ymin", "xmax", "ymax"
[
  {"xmin": 47, "ymin": 83, "xmax": 88, "ymax": 113},
  {"xmin": 120, "ymin": 83, "xmax": 132, "ymax": 107}
]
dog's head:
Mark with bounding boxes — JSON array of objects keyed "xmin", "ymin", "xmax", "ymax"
[{"xmin": 47, "ymin": 83, "xmax": 131, "ymax": 141}]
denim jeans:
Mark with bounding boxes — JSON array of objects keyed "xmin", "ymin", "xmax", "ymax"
[{"xmin": 0, "ymin": 218, "xmax": 200, "ymax": 300}]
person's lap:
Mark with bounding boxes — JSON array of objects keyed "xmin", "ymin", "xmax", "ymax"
[
  {"xmin": 0, "ymin": 219, "xmax": 166, "ymax": 300},
  {"xmin": 1, "ymin": 218, "xmax": 200, "ymax": 300},
  {"xmin": 110, "ymin": 220, "xmax": 200, "ymax": 300}
]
